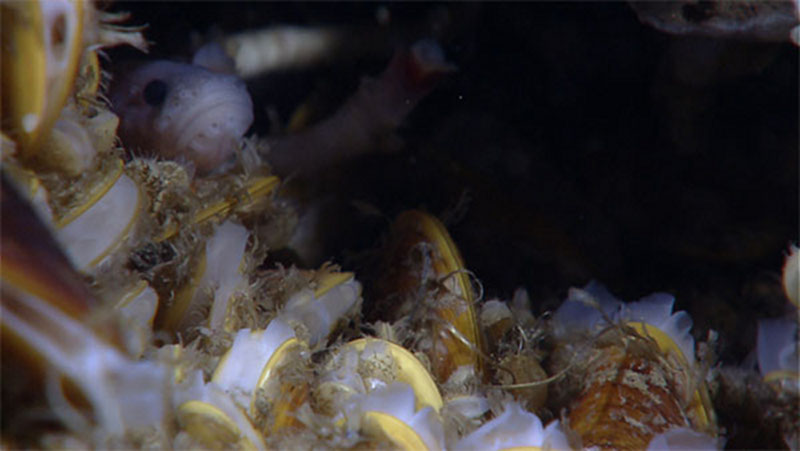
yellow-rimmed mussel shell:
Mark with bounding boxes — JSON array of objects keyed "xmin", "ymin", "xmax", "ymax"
[
  {"xmin": 369, "ymin": 209, "xmax": 485, "ymax": 385},
  {"xmin": 1, "ymin": 175, "xmax": 171, "ymax": 441},
  {"xmin": 153, "ymin": 174, "xmax": 280, "ymax": 243},
  {"xmin": 210, "ymin": 318, "xmax": 307, "ymax": 434},
  {"xmin": 150, "ymin": 173, "xmax": 280, "ymax": 337},
  {"xmin": 316, "ymin": 337, "xmax": 446, "ymax": 450},
  {"xmin": 550, "ymin": 282, "xmax": 717, "ymax": 449},
  {"xmin": 334, "ymin": 338, "xmax": 444, "ymax": 412},
  {"xmin": 52, "ymin": 157, "xmax": 144, "ymax": 271},
  {"xmin": 197, "ymin": 269, "xmax": 363, "ymax": 445},
  {"xmin": 158, "ymin": 221, "xmax": 252, "ymax": 335},
  {"xmin": 1, "ymin": 0, "xmax": 84, "ymax": 155},
  {"xmin": 173, "ymin": 372, "xmax": 266, "ymax": 451}
]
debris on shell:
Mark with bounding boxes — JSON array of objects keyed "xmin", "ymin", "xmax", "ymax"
[
  {"xmin": 549, "ymin": 283, "xmax": 717, "ymax": 449},
  {"xmin": 495, "ymin": 353, "xmax": 549, "ymax": 414}
]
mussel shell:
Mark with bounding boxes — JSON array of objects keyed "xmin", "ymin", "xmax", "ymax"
[
  {"xmin": 1, "ymin": 0, "xmax": 84, "ymax": 155},
  {"xmin": 368, "ymin": 210, "xmax": 485, "ymax": 384}
]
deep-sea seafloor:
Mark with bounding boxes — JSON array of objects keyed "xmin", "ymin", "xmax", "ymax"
[{"xmin": 1, "ymin": 2, "xmax": 798, "ymax": 450}]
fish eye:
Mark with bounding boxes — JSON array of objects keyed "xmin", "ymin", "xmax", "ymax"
[{"xmin": 143, "ymin": 79, "xmax": 168, "ymax": 106}]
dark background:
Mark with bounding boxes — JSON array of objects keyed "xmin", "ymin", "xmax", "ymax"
[{"xmin": 107, "ymin": 2, "xmax": 798, "ymax": 368}]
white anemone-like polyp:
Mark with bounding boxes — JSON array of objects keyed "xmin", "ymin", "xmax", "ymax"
[
  {"xmin": 172, "ymin": 370, "xmax": 266, "ymax": 450},
  {"xmin": 552, "ymin": 281, "xmax": 621, "ymax": 335},
  {"xmin": 204, "ymin": 221, "xmax": 250, "ymax": 330},
  {"xmin": 115, "ymin": 281, "xmax": 159, "ymax": 358},
  {"xmin": 212, "ymin": 318, "xmax": 297, "ymax": 408},
  {"xmin": 553, "ymin": 281, "xmax": 696, "ymax": 362},
  {"xmin": 455, "ymin": 402, "xmax": 570, "ymax": 450},
  {"xmin": 353, "ymin": 382, "xmax": 445, "ymax": 451},
  {"xmin": 646, "ymin": 427, "xmax": 721, "ymax": 450},
  {"xmin": 757, "ymin": 317, "xmax": 799, "ymax": 389},
  {"xmin": 279, "ymin": 276, "xmax": 362, "ymax": 348},
  {"xmin": 620, "ymin": 292, "xmax": 696, "ymax": 363}
]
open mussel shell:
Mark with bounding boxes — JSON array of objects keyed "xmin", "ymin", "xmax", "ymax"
[
  {"xmin": 1, "ymin": 0, "xmax": 84, "ymax": 155},
  {"xmin": 255, "ymin": 270, "xmax": 365, "ymax": 438},
  {"xmin": 211, "ymin": 317, "xmax": 310, "ymax": 439},
  {"xmin": 154, "ymin": 173, "xmax": 279, "ymax": 336},
  {"xmin": 173, "ymin": 321, "xmax": 302, "ymax": 449},
  {"xmin": 369, "ymin": 209, "xmax": 485, "ymax": 384},
  {"xmin": 316, "ymin": 338, "xmax": 446, "ymax": 450},
  {"xmin": 176, "ymin": 400, "xmax": 257, "ymax": 450},
  {"xmin": 157, "ymin": 220, "xmax": 251, "ymax": 335},
  {"xmin": 206, "ymin": 269, "xmax": 364, "ymax": 441},
  {"xmin": 1, "ymin": 174, "xmax": 170, "ymax": 436},
  {"xmin": 53, "ymin": 157, "xmax": 144, "ymax": 270},
  {"xmin": 113, "ymin": 279, "xmax": 159, "ymax": 358},
  {"xmin": 0, "ymin": 172, "xmax": 110, "ymax": 337},
  {"xmin": 356, "ymin": 383, "xmax": 445, "ymax": 451},
  {"xmin": 338, "ymin": 338, "xmax": 444, "ymax": 412},
  {"xmin": 255, "ymin": 338, "xmax": 310, "ymax": 437},
  {"xmin": 361, "ymin": 410, "xmax": 432, "ymax": 449},
  {"xmin": 174, "ymin": 381, "xmax": 266, "ymax": 450}
]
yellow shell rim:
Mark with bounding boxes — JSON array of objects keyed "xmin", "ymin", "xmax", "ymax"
[
  {"xmin": 86, "ymin": 174, "xmax": 142, "ymax": 268},
  {"xmin": 314, "ymin": 271, "xmax": 355, "ymax": 298},
  {"xmin": 257, "ymin": 337, "xmax": 302, "ymax": 387},
  {"xmin": 345, "ymin": 337, "xmax": 444, "ymax": 412},
  {"xmin": 362, "ymin": 410, "xmax": 429, "ymax": 451},
  {"xmin": 157, "ymin": 175, "xmax": 280, "ymax": 242},
  {"xmin": 412, "ymin": 210, "xmax": 473, "ymax": 303},
  {"xmin": 627, "ymin": 321, "xmax": 715, "ymax": 431},
  {"xmin": 177, "ymin": 399, "xmax": 240, "ymax": 433},
  {"xmin": 193, "ymin": 175, "xmax": 280, "ymax": 227},
  {"xmin": 55, "ymin": 157, "xmax": 124, "ymax": 228},
  {"xmin": 160, "ymin": 246, "xmax": 208, "ymax": 332},
  {"xmin": 113, "ymin": 280, "xmax": 150, "ymax": 309}
]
